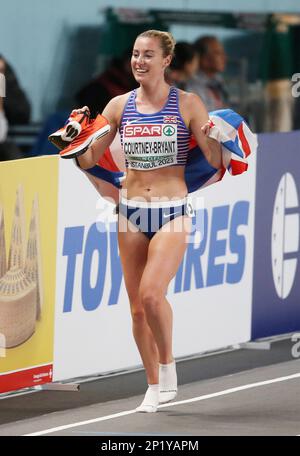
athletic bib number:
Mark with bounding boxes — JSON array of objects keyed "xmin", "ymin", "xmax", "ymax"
[{"xmin": 123, "ymin": 123, "xmax": 178, "ymax": 170}]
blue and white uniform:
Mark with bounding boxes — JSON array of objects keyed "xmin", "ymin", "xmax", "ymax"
[
  {"xmin": 119, "ymin": 86, "xmax": 190, "ymax": 170},
  {"xmin": 73, "ymin": 96, "xmax": 256, "ymax": 240},
  {"xmin": 116, "ymin": 86, "xmax": 194, "ymax": 239}
]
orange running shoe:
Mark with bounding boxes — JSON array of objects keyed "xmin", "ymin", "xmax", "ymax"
[
  {"xmin": 59, "ymin": 114, "xmax": 111, "ymax": 159},
  {"xmin": 48, "ymin": 110, "xmax": 90, "ymax": 150}
]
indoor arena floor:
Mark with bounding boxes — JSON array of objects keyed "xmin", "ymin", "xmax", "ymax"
[{"xmin": 0, "ymin": 338, "xmax": 299, "ymax": 436}]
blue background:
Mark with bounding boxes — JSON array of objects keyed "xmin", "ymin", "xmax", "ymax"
[{"xmin": 251, "ymin": 131, "xmax": 300, "ymax": 339}]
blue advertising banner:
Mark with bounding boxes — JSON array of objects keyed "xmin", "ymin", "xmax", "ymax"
[{"xmin": 252, "ymin": 131, "xmax": 300, "ymax": 339}]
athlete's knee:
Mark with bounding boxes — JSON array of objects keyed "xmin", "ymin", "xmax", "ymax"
[
  {"xmin": 130, "ymin": 298, "xmax": 147, "ymax": 323},
  {"xmin": 131, "ymin": 307, "xmax": 147, "ymax": 324},
  {"xmin": 139, "ymin": 286, "xmax": 162, "ymax": 315}
]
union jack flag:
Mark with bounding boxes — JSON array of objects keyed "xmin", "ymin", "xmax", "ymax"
[{"xmin": 163, "ymin": 115, "xmax": 178, "ymax": 124}]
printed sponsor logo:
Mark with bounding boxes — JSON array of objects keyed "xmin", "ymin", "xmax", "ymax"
[
  {"xmin": 162, "ymin": 211, "xmax": 181, "ymax": 219},
  {"xmin": 163, "ymin": 125, "xmax": 175, "ymax": 136},
  {"xmin": 271, "ymin": 173, "xmax": 299, "ymax": 299},
  {"xmin": 62, "ymin": 200, "xmax": 249, "ymax": 312},
  {"xmin": 124, "ymin": 124, "xmax": 161, "ymax": 137}
]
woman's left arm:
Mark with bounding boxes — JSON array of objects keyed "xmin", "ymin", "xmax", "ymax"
[{"xmin": 186, "ymin": 92, "xmax": 222, "ymax": 169}]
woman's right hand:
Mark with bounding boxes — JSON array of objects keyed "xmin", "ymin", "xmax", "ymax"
[{"xmin": 71, "ymin": 106, "xmax": 90, "ymax": 116}]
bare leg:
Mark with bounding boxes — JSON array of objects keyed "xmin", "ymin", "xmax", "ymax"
[
  {"xmin": 139, "ymin": 215, "xmax": 192, "ymax": 404},
  {"xmin": 118, "ymin": 214, "xmax": 159, "ymax": 385},
  {"xmin": 139, "ymin": 216, "xmax": 191, "ymax": 364},
  {"xmin": 144, "ymin": 296, "xmax": 174, "ymax": 365},
  {"xmin": 118, "ymin": 213, "xmax": 191, "ymax": 411},
  {"xmin": 131, "ymin": 307, "xmax": 160, "ymax": 384}
]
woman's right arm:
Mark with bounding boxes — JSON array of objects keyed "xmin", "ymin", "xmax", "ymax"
[{"xmin": 77, "ymin": 96, "xmax": 123, "ymax": 169}]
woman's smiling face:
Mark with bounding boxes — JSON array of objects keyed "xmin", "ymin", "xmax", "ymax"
[{"xmin": 131, "ymin": 36, "xmax": 171, "ymax": 83}]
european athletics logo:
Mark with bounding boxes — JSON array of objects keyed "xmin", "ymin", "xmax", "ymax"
[
  {"xmin": 271, "ymin": 173, "xmax": 299, "ymax": 299},
  {"xmin": 252, "ymin": 132, "xmax": 300, "ymax": 339}
]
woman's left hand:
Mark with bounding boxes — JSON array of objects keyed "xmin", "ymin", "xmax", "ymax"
[{"xmin": 201, "ymin": 120, "xmax": 214, "ymax": 136}]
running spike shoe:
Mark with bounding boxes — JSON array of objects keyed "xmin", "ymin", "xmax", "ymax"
[
  {"xmin": 48, "ymin": 110, "xmax": 90, "ymax": 150},
  {"xmin": 59, "ymin": 114, "xmax": 111, "ymax": 159}
]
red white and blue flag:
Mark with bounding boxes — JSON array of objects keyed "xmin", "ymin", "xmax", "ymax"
[{"xmin": 74, "ymin": 109, "xmax": 257, "ymax": 204}]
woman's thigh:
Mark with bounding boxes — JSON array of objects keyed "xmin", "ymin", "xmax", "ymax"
[
  {"xmin": 117, "ymin": 213, "xmax": 149, "ymax": 309},
  {"xmin": 140, "ymin": 215, "xmax": 192, "ymax": 296}
]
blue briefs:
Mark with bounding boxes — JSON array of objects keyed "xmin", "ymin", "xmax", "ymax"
[{"xmin": 116, "ymin": 196, "xmax": 195, "ymax": 240}]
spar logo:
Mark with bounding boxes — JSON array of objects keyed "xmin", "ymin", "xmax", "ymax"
[
  {"xmin": 163, "ymin": 125, "xmax": 175, "ymax": 136},
  {"xmin": 271, "ymin": 173, "xmax": 300, "ymax": 299},
  {"xmin": 125, "ymin": 124, "xmax": 161, "ymax": 137}
]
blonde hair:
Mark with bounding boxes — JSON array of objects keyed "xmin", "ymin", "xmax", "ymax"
[{"xmin": 136, "ymin": 30, "xmax": 176, "ymax": 58}]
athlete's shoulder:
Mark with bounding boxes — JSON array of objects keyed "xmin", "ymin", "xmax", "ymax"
[
  {"xmin": 102, "ymin": 91, "xmax": 133, "ymax": 124},
  {"xmin": 177, "ymin": 89, "xmax": 209, "ymax": 127},
  {"xmin": 105, "ymin": 91, "xmax": 132, "ymax": 111},
  {"xmin": 177, "ymin": 89, "xmax": 205, "ymax": 108},
  {"xmin": 113, "ymin": 91, "xmax": 134, "ymax": 104}
]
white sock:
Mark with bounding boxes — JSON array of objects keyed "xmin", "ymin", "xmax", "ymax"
[
  {"xmin": 135, "ymin": 384, "xmax": 159, "ymax": 413},
  {"xmin": 159, "ymin": 359, "xmax": 178, "ymax": 404}
]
